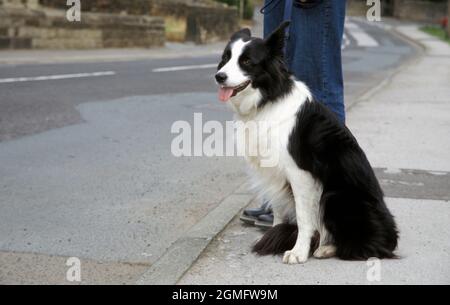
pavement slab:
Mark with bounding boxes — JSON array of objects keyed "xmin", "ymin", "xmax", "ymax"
[{"xmin": 179, "ymin": 198, "xmax": 450, "ymax": 285}]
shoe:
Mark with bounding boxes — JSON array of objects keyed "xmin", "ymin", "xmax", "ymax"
[
  {"xmin": 254, "ymin": 213, "xmax": 274, "ymax": 229},
  {"xmin": 240, "ymin": 201, "xmax": 270, "ymax": 225}
]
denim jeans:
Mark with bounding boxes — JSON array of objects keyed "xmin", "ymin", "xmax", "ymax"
[{"xmin": 262, "ymin": 0, "xmax": 346, "ymax": 123}]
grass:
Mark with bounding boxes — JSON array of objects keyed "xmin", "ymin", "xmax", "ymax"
[{"xmin": 421, "ymin": 25, "xmax": 450, "ymax": 44}]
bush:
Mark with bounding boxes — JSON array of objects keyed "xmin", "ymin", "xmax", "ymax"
[
  {"xmin": 243, "ymin": 0, "xmax": 254, "ymax": 20},
  {"xmin": 215, "ymin": 0, "xmax": 254, "ymax": 20}
]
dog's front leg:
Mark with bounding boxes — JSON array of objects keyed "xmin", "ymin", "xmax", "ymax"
[
  {"xmin": 283, "ymin": 169, "xmax": 320, "ymax": 264},
  {"xmin": 271, "ymin": 202, "xmax": 285, "ymax": 226}
]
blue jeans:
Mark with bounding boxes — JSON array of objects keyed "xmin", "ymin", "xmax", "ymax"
[{"xmin": 263, "ymin": 0, "xmax": 346, "ymax": 123}]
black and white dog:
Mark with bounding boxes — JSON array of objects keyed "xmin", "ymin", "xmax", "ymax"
[{"xmin": 215, "ymin": 22, "xmax": 398, "ymax": 264}]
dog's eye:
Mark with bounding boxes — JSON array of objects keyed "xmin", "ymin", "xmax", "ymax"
[{"xmin": 242, "ymin": 59, "xmax": 251, "ymax": 66}]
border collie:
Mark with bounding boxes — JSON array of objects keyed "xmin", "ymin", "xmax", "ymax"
[{"xmin": 215, "ymin": 22, "xmax": 398, "ymax": 264}]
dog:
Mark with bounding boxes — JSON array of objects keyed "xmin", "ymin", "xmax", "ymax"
[{"xmin": 215, "ymin": 22, "xmax": 398, "ymax": 264}]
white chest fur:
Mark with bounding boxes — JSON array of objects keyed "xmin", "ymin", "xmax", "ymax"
[{"xmin": 231, "ymin": 81, "xmax": 312, "ymax": 218}]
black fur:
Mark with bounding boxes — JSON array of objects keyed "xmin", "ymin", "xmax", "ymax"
[
  {"xmin": 253, "ymin": 224, "xmax": 320, "ymax": 256},
  {"xmin": 220, "ymin": 24, "xmax": 400, "ymax": 260},
  {"xmin": 253, "ymin": 224, "xmax": 298, "ymax": 255},
  {"xmin": 252, "ymin": 100, "xmax": 399, "ymax": 260},
  {"xmin": 287, "ymin": 100, "xmax": 399, "ymax": 260}
]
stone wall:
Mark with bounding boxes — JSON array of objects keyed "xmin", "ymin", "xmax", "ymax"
[
  {"xmin": 0, "ymin": 5, "xmax": 165, "ymax": 49},
  {"xmin": 347, "ymin": 0, "xmax": 447, "ymax": 23},
  {"xmin": 38, "ymin": 0, "xmax": 239, "ymax": 44},
  {"xmin": 150, "ymin": 0, "xmax": 239, "ymax": 44},
  {"xmin": 185, "ymin": 6, "xmax": 238, "ymax": 44},
  {"xmin": 0, "ymin": 0, "xmax": 237, "ymax": 49},
  {"xmin": 346, "ymin": 0, "xmax": 368, "ymax": 16},
  {"xmin": 38, "ymin": 0, "xmax": 227, "ymax": 16},
  {"xmin": 346, "ymin": 0, "xmax": 396, "ymax": 17},
  {"xmin": 393, "ymin": 0, "xmax": 448, "ymax": 23},
  {"xmin": 38, "ymin": 0, "xmax": 152, "ymax": 14},
  {"xmin": 2, "ymin": 0, "xmax": 39, "ymax": 9}
]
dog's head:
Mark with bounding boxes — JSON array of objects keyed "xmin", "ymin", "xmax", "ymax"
[{"xmin": 215, "ymin": 22, "xmax": 292, "ymax": 112}]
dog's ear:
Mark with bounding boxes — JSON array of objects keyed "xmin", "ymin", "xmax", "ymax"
[
  {"xmin": 231, "ymin": 28, "xmax": 251, "ymax": 41},
  {"xmin": 265, "ymin": 21, "xmax": 290, "ymax": 57}
]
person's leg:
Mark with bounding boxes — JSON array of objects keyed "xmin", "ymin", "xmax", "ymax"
[
  {"xmin": 263, "ymin": 0, "xmax": 285, "ymax": 39},
  {"xmin": 286, "ymin": 0, "xmax": 346, "ymax": 123}
]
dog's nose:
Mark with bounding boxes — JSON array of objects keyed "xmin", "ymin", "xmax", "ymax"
[{"xmin": 215, "ymin": 72, "xmax": 227, "ymax": 84}]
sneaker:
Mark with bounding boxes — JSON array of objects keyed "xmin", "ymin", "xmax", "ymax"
[
  {"xmin": 254, "ymin": 213, "xmax": 274, "ymax": 229},
  {"xmin": 240, "ymin": 201, "xmax": 270, "ymax": 225}
]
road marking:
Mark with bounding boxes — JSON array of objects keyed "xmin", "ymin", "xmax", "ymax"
[
  {"xmin": 346, "ymin": 22, "xmax": 379, "ymax": 47},
  {"xmin": 342, "ymin": 33, "xmax": 350, "ymax": 50},
  {"xmin": 0, "ymin": 71, "xmax": 116, "ymax": 84},
  {"xmin": 153, "ymin": 64, "xmax": 217, "ymax": 73}
]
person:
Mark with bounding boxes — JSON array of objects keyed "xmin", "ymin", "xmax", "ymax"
[{"xmin": 240, "ymin": 0, "xmax": 346, "ymax": 228}]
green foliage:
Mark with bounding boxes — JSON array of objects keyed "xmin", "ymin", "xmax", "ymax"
[
  {"xmin": 216, "ymin": 0, "xmax": 238, "ymax": 6},
  {"xmin": 243, "ymin": 0, "xmax": 255, "ymax": 20},
  {"xmin": 421, "ymin": 26, "xmax": 450, "ymax": 44},
  {"xmin": 215, "ymin": 0, "xmax": 255, "ymax": 20}
]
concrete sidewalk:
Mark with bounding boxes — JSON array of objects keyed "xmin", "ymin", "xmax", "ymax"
[{"xmin": 178, "ymin": 25, "xmax": 450, "ymax": 285}]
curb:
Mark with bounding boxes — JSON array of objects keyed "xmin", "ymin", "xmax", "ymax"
[{"xmin": 136, "ymin": 187, "xmax": 254, "ymax": 285}]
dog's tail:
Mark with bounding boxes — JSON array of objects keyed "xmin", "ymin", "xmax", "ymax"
[
  {"xmin": 252, "ymin": 223, "xmax": 297, "ymax": 255},
  {"xmin": 253, "ymin": 223, "xmax": 319, "ymax": 255}
]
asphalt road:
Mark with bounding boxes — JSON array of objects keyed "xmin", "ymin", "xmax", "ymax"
[
  {"xmin": 0, "ymin": 18, "xmax": 415, "ymax": 142},
  {"xmin": 0, "ymin": 18, "xmax": 426, "ymax": 283}
]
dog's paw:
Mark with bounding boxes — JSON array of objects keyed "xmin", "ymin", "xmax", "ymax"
[
  {"xmin": 313, "ymin": 245, "xmax": 337, "ymax": 259},
  {"xmin": 282, "ymin": 249, "xmax": 309, "ymax": 264}
]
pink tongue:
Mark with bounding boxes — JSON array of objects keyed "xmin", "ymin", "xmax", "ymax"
[{"xmin": 218, "ymin": 87, "xmax": 234, "ymax": 102}]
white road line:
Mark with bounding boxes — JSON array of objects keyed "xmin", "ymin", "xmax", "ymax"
[
  {"xmin": 153, "ymin": 64, "xmax": 217, "ymax": 73},
  {"xmin": 346, "ymin": 22, "xmax": 379, "ymax": 47},
  {"xmin": 342, "ymin": 33, "xmax": 350, "ymax": 50},
  {"xmin": 0, "ymin": 71, "xmax": 116, "ymax": 84}
]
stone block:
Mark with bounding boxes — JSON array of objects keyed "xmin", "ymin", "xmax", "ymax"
[{"xmin": 0, "ymin": 36, "xmax": 11, "ymax": 49}]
